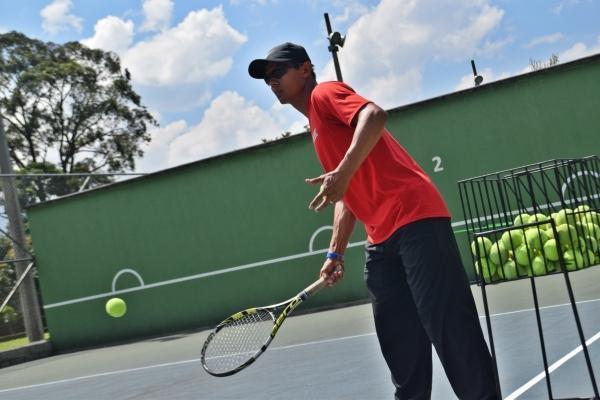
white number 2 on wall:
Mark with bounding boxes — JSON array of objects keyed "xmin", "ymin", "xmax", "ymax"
[{"xmin": 432, "ymin": 156, "xmax": 444, "ymax": 172}]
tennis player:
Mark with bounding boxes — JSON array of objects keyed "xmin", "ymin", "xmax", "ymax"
[{"xmin": 249, "ymin": 42, "xmax": 498, "ymax": 400}]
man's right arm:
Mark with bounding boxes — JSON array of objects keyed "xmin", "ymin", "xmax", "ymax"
[{"xmin": 321, "ymin": 201, "xmax": 357, "ymax": 285}]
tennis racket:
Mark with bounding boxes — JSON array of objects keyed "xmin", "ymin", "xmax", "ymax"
[{"xmin": 201, "ymin": 275, "xmax": 330, "ymax": 377}]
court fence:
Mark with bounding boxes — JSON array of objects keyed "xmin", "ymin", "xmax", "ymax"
[
  {"xmin": 458, "ymin": 155, "xmax": 600, "ymax": 400},
  {"xmin": 0, "ymin": 172, "xmax": 144, "ymax": 346}
]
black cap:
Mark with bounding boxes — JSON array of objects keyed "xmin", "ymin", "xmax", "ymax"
[{"xmin": 248, "ymin": 42, "xmax": 311, "ymax": 79}]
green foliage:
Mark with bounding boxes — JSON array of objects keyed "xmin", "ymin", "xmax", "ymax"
[{"xmin": 0, "ymin": 31, "xmax": 157, "ymax": 203}]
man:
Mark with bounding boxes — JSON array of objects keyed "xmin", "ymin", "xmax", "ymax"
[{"xmin": 249, "ymin": 42, "xmax": 498, "ymax": 400}]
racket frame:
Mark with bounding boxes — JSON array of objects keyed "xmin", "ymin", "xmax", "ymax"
[{"xmin": 201, "ymin": 277, "xmax": 327, "ymax": 377}]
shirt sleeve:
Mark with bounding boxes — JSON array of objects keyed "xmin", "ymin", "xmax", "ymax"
[{"xmin": 312, "ymin": 82, "xmax": 371, "ymax": 128}]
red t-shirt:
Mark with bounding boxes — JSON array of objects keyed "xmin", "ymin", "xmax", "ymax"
[{"xmin": 307, "ymin": 81, "xmax": 450, "ymax": 244}]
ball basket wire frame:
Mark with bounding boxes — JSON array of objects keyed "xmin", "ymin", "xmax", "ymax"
[{"xmin": 457, "ymin": 155, "xmax": 600, "ymax": 400}]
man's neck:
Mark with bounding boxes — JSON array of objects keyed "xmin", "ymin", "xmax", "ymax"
[{"xmin": 290, "ymin": 79, "xmax": 317, "ymax": 117}]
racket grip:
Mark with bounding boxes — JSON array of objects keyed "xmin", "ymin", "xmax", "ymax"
[{"xmin": 301, "ymin": 277, "xmax": 328, "ymax": 299}]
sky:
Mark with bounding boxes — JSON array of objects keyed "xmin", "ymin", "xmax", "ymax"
[{"xmin": 0, "ymin": 0, "xmax": 599, "ymax": 174}]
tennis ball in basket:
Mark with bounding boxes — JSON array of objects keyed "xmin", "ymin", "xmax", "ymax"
[
  {"xmin": 587, "ymin": 223, "xmax": 600, "ymax": 241},
  {"xmin": 513, "ymin": 214, "xmax": 531, "ymax": 227},
  {"xmin": 584, "ymin": 250, "xmax": 596, "ymax": 267},
  {"xmin": 502, "ymin": 260, "xmax": 518, "ymax": 280},
  {"xmin": 475, "ymin": 259, "xmax": 495, "ymax": 283},
  {"xmin": 555, "ymin": 209, "xmax": 576, "ymax": 226},
  {"xmin": 563, "ymin": 249, "xmax": 584, "ymax": 271},
  {"xmin": 543, "ymin": 239, "xmax": 559, "ymax": 261},
  {"xmin": 529, "ymin": 213, "xmax": 550, "ymax": 230},
  {"xmin": 471, "ymin": 237, "xmax": 492, "ymax": 258},
  {"xmin": 501, "ymin": 229, "xmax": 524, "ymax": 251},
  {"xmin": 515, "ymin": 244, "xmax": 532, "ymax": 266},
  {"xmin": 584, "ymin": 236, "xmax": 598, "ymax": 253},
  {"xmin": 106, "ymin": 298, "xmax": 127, "ymax": 318},
  {"xmin": 556, "ymin": 224, "xmax": 578, "ymax": 249},
  {"xmin": 525, "ymin": 228, "xmax": 549, "ymax": 250},
  {"xmin": 489, "ymin": 241, "xmax": 508, "ymax": 265},
  {"xmin": 532, "ymin": 256, "xmax": 547, "ymax": 276}
]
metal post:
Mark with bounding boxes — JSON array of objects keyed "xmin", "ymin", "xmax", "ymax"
[
  {"xmin": 324, "ymin": 13, "xmax": 344, "ymax": 82},
  {"xmin": 0, "ymin": 114, "xmax": 44, "ymax": 342}
]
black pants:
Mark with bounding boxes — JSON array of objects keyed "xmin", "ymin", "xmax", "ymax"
[{"xmin": 365, "ymin": 217, "xmax": 498, "ymax": 400}]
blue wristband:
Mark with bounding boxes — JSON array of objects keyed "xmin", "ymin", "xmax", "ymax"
[{"xmin": 326, "ymin": 251, "xmax": 343, "ymax": 261}]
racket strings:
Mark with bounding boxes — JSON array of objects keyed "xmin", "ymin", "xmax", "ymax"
[{"xmin": 203, "ymin": 310, "xmax": 274, "ymax": 374}]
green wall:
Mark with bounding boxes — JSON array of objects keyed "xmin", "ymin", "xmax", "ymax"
[{"xmin": 27, "ymin": 54, "xmax": 600, "ymax": 350}]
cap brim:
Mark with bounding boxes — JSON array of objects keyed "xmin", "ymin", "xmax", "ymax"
[{"xmin": 248, "ymin": 59, "xmax": 268, "ymax": 79}]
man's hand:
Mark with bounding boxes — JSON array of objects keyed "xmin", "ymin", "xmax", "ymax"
[
  {"xmin": 320, "ymin": 258, "xmax": 344, "ymax": 287},
  {"xmin": 305, "ymin": 170, "xmax": 351, "ymax": 211}
]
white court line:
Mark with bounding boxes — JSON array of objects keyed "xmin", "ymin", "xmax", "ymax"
[
  {"xmin": 478, "ymin": 297, "xmax": 600, "ymax": 320},
  {"xmin": 504, "ymin": 330, "xmax": 600, "ymax": 400},
  {"xmin": 3, "ymin": 300, "xmax": 599, "ymax": 395},
  {"xmin": 41, "ymin": 219, "xmax": 472, "ymax": 309},
  {"xmin": 0, "ymin": 333, "xmax": 374, "ymax": 394}
]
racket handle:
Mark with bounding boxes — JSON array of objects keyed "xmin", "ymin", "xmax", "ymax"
[{"xmin": 301, "ymin": 277, "xmax": 328, "ymax": 299}]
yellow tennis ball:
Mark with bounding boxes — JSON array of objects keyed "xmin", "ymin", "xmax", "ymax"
[{"xmin": 105, "ymin": 298, "xmax": 127, "ymax": 318}]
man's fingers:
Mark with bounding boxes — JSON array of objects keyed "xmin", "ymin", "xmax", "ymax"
[
  {"xmin": 305, "ymin": 175, "xmax": 325, "ymax": 185},
  {"xmin": 311, "ymin": 195, "xmax": 331, "ymax": 211}
]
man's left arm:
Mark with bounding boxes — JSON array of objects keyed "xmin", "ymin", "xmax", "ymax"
[{"xmin": 306, "ymin": 102, "xmax": 388, "ymax": 211}]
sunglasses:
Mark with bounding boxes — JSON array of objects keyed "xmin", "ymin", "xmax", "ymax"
[{"xmin": 264, "ymin": 63, "xmax": 299, "ymax": 85}]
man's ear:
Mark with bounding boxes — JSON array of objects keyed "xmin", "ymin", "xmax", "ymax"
[{"xmin": 301, "ymin": 61, "xmax": 313, "ymax": 78}]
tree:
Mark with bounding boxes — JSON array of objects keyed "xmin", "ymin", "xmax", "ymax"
[
  {"xmin": 530, "ymin": 54, "xmax": 560, "ymax": 71},
  {"xmin": 0, "ymin": 31, "xmax": 157, "ymax": 203}
]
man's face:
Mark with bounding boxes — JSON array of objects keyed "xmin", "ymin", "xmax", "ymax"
[{"xmin": 264, "ymin": 62, "xmax": 305, "ymax": 104}]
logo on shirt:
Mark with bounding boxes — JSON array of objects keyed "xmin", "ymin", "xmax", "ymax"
[{"xmin": 312, "ymin": 128, "xmax": 319, "ymax": 141}]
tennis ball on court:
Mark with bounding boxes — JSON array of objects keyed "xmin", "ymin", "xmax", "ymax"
[
  {"xmin": 502, "ymin": 260, "xmax": 518, "ymax": 280},
  {"xmin": 563, "ymin": 249, "xmax": 584, "ymax": 271},
  {"xmin": 525, "ymin": 228, "xmax": 549, "ymax": 250},
  {"xmin": 501, "ymin": 229, "xmax": 524, "ymax": 251},
  {"xmin": 471, "ymin": 236, "xmax": 492, "ymax": 258},
  {"xmin": 513, "ymin": 213, "xmax": 531, "ymax": 227},
  {"xmin": 106, "ymin": 298, "xmax": 127, "ymax": 318},
  {"xmin": 489, "ymin": 241, "xmax": 508, "ymax": 266},
  {"xmin": 543, "ymin": 239, "xmax": 559, "ymax": 262}
]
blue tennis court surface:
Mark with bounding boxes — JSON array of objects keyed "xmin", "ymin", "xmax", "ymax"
[{"xmin": 1, "ymin": 267, "xmax": 599, "ymax": 400}]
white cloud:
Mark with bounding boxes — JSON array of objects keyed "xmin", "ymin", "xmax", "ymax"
[
  {"xmin": 123, "ymin": 6, "xmax": 247, "ymax": 86},
  {"xmin": 332, "ymin": 0, "xmax": 369, "ymax": 26},
  {"xmin": 80, "ymin": 16, "xmax": 134, "ymax": 56},
  {"xmin": 319, "ymin": 0, "xmax": 505, "ymax": 108},
  {"xmin": 167, "ymin": 91, "xmax": 288, "ymax": 167},
  {"xmin": 454, "ymin": 35, "xmax": 600, "ymax": 90},
  {"xmin": 41, "ymin": 0, "xmax": 83, "ymax": 34},
  {"xmin": 137, "ymin": 120, "xmax": 188, "ymax": 172},
  {"xmin": 141, "ymin": 0, "xmax": 173, "ymax": 32},
  {"xmin": 136, "ymin": 92, "xmax": 306, "ymax": 172},
  {"xmin": 525, "ymin": 33, "xmax": 563, "ymax": 49},
  {"xmin": 558, "ymin": 36, "xmax": 600, "ymax": 62}
]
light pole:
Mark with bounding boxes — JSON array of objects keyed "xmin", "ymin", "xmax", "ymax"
[
  {"xmin": 0, "ymin": 114, "xmax": 44, "ymax": 342},
  {"xmin": 324, "ymin": 13, "xmax": 346, "ymax": 82}
]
